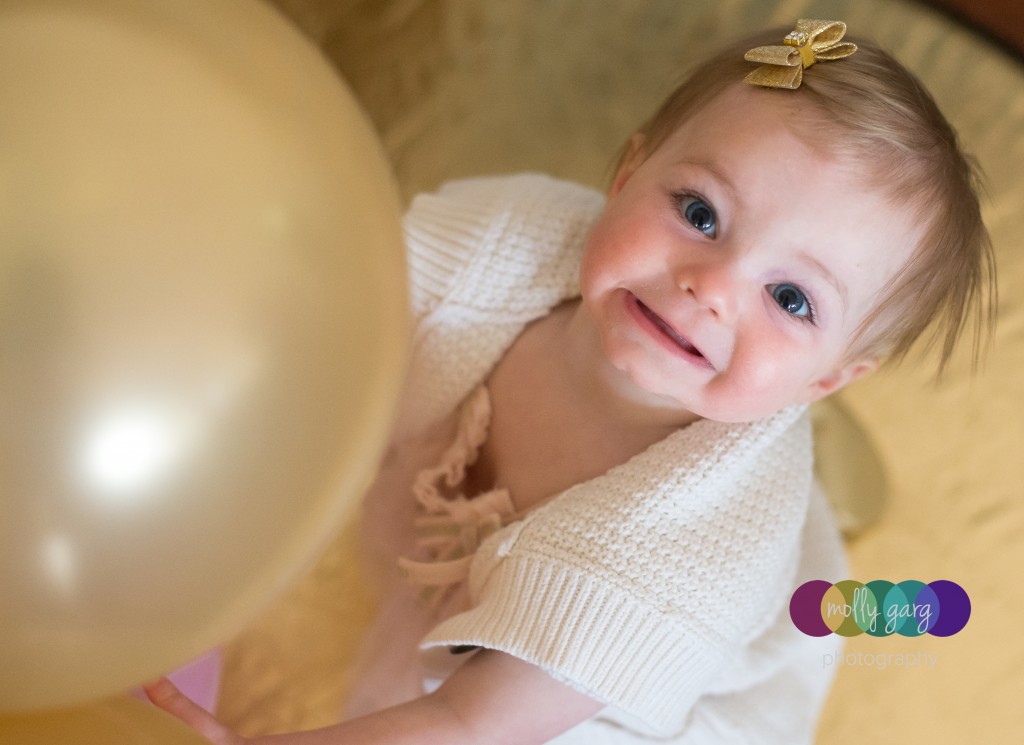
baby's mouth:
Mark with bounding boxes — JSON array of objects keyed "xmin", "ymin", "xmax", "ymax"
[{"xmin": 635, "ymin": 298, "xmax": 705, "ymax": 360}]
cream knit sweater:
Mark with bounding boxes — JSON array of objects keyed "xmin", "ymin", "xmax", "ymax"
[{"xmin": 388, "ymin": 174, "xmax": 846, "ymax": 743}]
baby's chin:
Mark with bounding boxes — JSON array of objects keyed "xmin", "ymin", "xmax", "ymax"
[
  {"xmin": 704, "ymin": 401, "xmax": 810, "ymax": 424},
  {"xmin": 609, "ymin": 359, "xmax": 806, "ymax": 426},
  {"xmin": 666, "ymin": 392, "xmax": 810, "ymax": 425}
]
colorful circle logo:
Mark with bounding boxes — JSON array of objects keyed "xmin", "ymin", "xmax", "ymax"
[{"xmin": 790, "ymin": 580, "xmax": 970, "ymax": 637}]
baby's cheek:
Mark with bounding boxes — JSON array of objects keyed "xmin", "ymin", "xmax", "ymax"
[{"xmin": 578, "ymin": 240, "xmax": 615, "ymax": 288}]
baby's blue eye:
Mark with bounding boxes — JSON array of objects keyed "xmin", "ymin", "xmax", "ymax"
[
  {"xmin": 770, "ymin": 283, "xmax": 812, "ymax": 319},
  {"xmin": 677, "ymin": 195, "xmax": 717, "ymax": 237}
]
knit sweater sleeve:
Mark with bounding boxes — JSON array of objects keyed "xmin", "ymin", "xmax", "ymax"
[
  {"xmin": 402, "ymin": 178, "xmax": 497, "ymax": 326},
  {"xmin": 421, "ymin": 406, "xmax": 813, "ymax": 738},
  {"xmin": 394, "ymin": 174, "xmax": 604, "ymax": 441},
  {"xmin": 403, "ymin": 173, "xmax": 601, "ymax": 329}
]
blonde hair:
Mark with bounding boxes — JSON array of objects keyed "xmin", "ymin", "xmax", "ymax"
[{"xmin": 617, "ymin": 29, "xmax": 996, "ymax": 374}]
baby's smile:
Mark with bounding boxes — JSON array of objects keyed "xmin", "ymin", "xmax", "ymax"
[{"xmin": 629, "ymin": 293, "xmax": 711, "ymax": 368}]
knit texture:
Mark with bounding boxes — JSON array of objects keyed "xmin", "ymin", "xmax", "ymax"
[
  {"xmin": 394, "ymin": 174, "xmax": 845, "ymax": 741},
  {"xmin": 422, "ymin": 406, "xmax": 810, "ymax": 735},
  {"xmin": 393, "ymin": 173, "xmax": 600, "ymax": 443}
]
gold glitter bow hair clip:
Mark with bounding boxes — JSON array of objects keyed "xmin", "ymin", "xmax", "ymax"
[{"xmin": 744, "ymin": 19, "xmax": 857, "ymax": 89}]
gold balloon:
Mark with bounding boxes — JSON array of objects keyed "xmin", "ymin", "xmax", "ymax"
[
  {"xmin": 0, "ymin": 696, "xmax": 212, "ymax": 745},
  {"xmin": 0, "ymin": 0, "xmax": 407, "ymax": 712}
]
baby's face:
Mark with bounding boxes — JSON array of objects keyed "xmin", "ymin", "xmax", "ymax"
[{"xmin": 579, "ymin": 83, "xmax": 918, "ymax": 423}]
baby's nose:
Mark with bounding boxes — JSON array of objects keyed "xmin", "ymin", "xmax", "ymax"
[{"xmin": 675, "ymin": 258, "xmax": 740, "ymax": 323}]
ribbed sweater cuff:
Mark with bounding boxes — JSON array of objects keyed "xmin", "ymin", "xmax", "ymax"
[
  {"xmin": 404, "ymin": 193, "xmax": 489, "ymax": 306},
  {"xmin": 420, "ymin": 554, "xmax": 727, "ymax": 735}
]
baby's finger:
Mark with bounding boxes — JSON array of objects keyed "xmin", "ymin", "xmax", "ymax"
[{"xmin": 143, "ymin": 677, "xmax": 244, "ymax": 745}]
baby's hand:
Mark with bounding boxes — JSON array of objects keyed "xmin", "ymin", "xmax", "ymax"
[
  {"xmin": 144, "ymin": 677, "xmax": 246, "ymax": 745},
  {"xmin": 147, "ymin": 649, "xmax": 602, "ymax": 745}
]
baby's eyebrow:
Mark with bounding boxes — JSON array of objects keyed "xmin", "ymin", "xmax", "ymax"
[
  {"xmin": 798, "ymin": 250, "xmax": 848, "ymax": 315},
  {"xmin": 682, "ymin": 158, "xmax": 740, "ymax": 206}
]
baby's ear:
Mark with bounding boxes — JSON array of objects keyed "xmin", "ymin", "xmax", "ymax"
[
  {"xmin": 807, "ymin": 358, "xmax": 879, "ymax": 402},
  {"xmin": 610, "ymin": 133, "xmax": 646, "ymax": 196}
]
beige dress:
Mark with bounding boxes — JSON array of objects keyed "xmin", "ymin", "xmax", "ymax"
[{"xmin": 342, "ymin": 384, "xmax": 536, "ymax": 718}]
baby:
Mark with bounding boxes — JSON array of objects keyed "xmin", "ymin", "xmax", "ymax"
[{"xmin": 148, "ymin": 20, "xmax": 995, "ymax": 745}]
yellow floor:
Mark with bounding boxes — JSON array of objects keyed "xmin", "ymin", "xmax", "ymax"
[{"xmin": 220, "ymin": 1, "xmax": 1024, "ymax": 740}]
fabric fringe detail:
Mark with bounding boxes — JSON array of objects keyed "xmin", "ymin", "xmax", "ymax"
[{"xmin": 398, "ymin": 386, "xmax": 518, "ymax": 612}]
